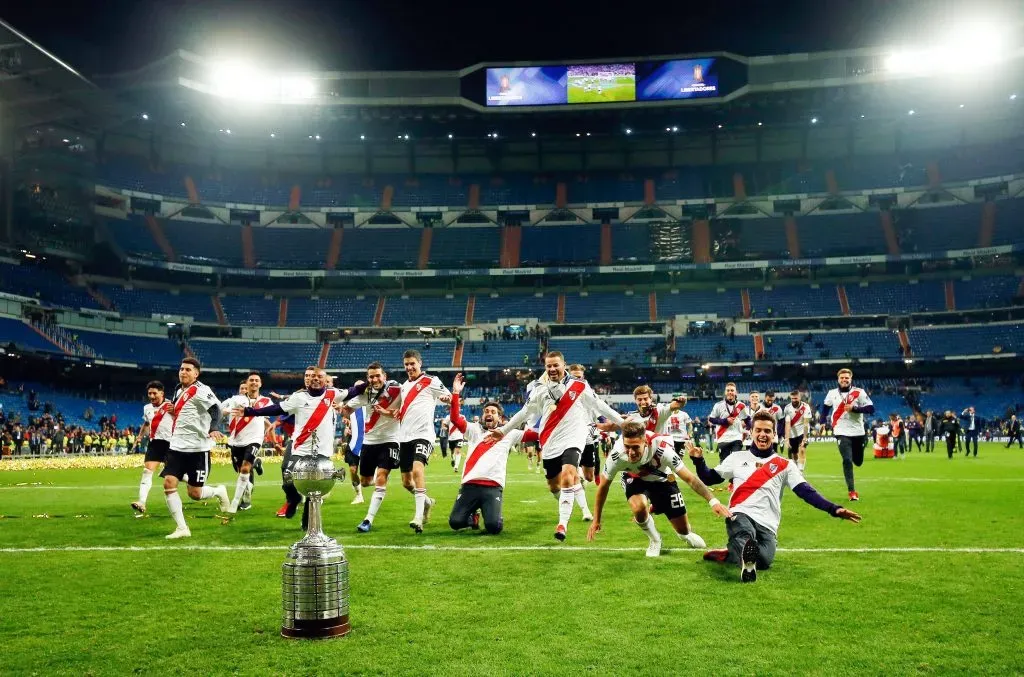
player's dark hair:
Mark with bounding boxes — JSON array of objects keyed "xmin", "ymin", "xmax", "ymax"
[
  {"xmin": 248, "ymin": 371, "xmax": 261, "ymax": 379},
  {"xmin": 481, "ymin": 401, "xmax": 505, "ymax": 418},
  {"xmin": 146, "ymin": 380, "xmax": 164, "ymax": 392},
  {"xmin": 545, "ymin": 351, "xmax": 565, "ymax": 362},
  {"xmin": 765, "ymin": 390, "xmax": 775, "ymax": 397},
  {"xmin": 366, "ymin": 361, "xmax": 385, "ymax": 372},
  {"xmin": 790, "ymin": 390, "xmax": 800, "ymax": 397},
  {"xmin": 403, "ymin": 350, "xmax": 422, "ymax": 362},
  {"xmin": 622, "ymin": 421, "xmax": 646, "ymax": 438},
  {"xmin": 305, "ymin": 365, "xmax": 319, "ymax": 372},
  {"xmin": 752, "ymin": 410, "xmax": 775, "ymax": 426},
  {"xmin": 181, "ymin": 357, "xmax": 201, "ymax": 372}
]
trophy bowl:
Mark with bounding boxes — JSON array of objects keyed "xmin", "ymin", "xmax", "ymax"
[{"xmin": 285, "ymin": 454, "xmax": 340, "ymax": 498}]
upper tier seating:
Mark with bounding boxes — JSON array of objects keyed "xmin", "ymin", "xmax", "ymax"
[{"xmin": 0, "ymin": 262, "xmax": 100, "ymax": 311}]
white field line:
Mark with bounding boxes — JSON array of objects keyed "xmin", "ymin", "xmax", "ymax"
[{"xmin": 0, "ymin": 544, "xmax": 1022, "ymax": 555}]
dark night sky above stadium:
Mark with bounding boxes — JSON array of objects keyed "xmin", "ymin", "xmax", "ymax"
[{"xmin": 2, "ymin": 0, "xmax": 1014, "ymax": 75}]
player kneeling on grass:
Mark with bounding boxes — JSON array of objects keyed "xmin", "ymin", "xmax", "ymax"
[
  {"xmin": 447, "ymin": 374, "xmax": 534, "ymax": 534},
  {"xmin": 691, "ymin": 410, "xmax": 861, "ymax": 583},
  {"xmin": 586, "ymin": 421, "xmax": 731, "ymax": 557}
]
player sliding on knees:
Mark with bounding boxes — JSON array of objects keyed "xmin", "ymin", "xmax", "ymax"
[
  {"xmin": 587, "ymin": 421, "xmax": 731, "ymax": 557},
  {"xmin": 447, "ymin": 373, "xmax": 535, "ymax": 534},
  {"xmin": 162, "ymin": 358, "xmax": 232, "ymax": 539},
  {"xmin": 690, "ymin": 410, "xmax": 861, "ymax": 583},
  {"xmin": 488, "ymin": 351, "xmax": 623, "ymax": 542}
]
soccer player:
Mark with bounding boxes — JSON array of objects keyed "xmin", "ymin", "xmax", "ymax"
[
  {"xmin": 234, "ymin": 367, "xmax": 366, "ymax": 527},
  {"xmin": 762, "ymin": 391, "xmax": 785, "ymax": 454},
  {"xmin": 628, "ymin": 385, "xmax": 688, "ymax": 435},
  {"xmin": 447, "ymin": 374, "xmax": 532, "ymax": 534},
  {"xmin": 569, "ymin": 364, "xmax": 599, "ymax": 514},
  {"xmin": 823, "ymin": 368, "xmax": 874, "ymax": 501},
  {"xmin": 130, "ymin": 380, "xmax": 173, "ymax": 514},
  {"xmin": 340, "ymin": 416, "xmax": 363, "ymax": 504},
  {"xmin": 344, "ymin": 362, "xmax": 402, "ymax": 533},
  {"xmin": 707, "ymin": 382, "xmax": 751, "ymax": 461},
  {"xmin": 221, "ymin": 372, "xmax": 272, "ymax": 513},
  {"xmin": 161, "ymin": 358, "xmax": 231, "ymax": 539},
  {"xmin": 397, "ymin": 350, "xmax": 452, "ymax": 533},
  {"xmin": 692, "ymin": 410, "xmax": 862, "ymax": 582},
  {"xmin": 489, "ymin": 351, "xmax": 624, "ymax": 541},
  {"xmin": 666, "ymin": 397, "xmax": 693, "ymax": 457},
  {"xmin": 444, "ymin": 411, "xmax": 465, "ymax": 472},
  {"xmin": 587, "ymin": 421, "xmax": 730, "ymax": 557},
  {"xmin": 783, "ymin": 390, "xmax": 812, "ymax": 470}
]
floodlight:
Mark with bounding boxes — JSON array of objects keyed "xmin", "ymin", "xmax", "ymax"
[
  {"xmin": 360, "ymin": 134, "xmax": 366, "ymax": 140},
  {"xmin": 810, "ymin": 117, "xmax": 818, "ymax": 124},
  {"xmin": 141, "ymin": 113, "xmax": 149, "ymax": 120},
  {"xmin": 624, "ymin": 128, "xmax": 632, "ymax": 135},
  {"xmin": 908, "ymin": 110, "xmax": 915, "ymax": 116}
]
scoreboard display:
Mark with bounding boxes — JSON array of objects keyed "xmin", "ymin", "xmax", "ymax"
[{"xmin": 485, "ymin": 56, "xmax": 741, "ymax": 107}]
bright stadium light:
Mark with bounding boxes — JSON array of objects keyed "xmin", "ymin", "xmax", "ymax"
[
  {"xmin": 270, "ymin": 133, "xmax": 276, "ymax": 138},
  {"xmin": 576, "ymin": 132, "xmax": 581, "ymax": 137},
  {"xmin": 885, "ymin": 20, "xmax": 1009, "ymax": 76},
  {"xmin": 908, "ymin": 110, "xmax": 915, "ymax": 116},
  {"xmin": 141, "ymin": 113, "xmax": 149, "ymax": 120},
  {"xmin": 360, "ymin": 134, "xmax": 366, "ymax": 140},
  {"xmin": 180, "ymin": 121, "xmax": 186, "ymax": 127},
  {"xmin": 448, "ymin": 133, "xmax": 453, "ymax": 139},
  {"xmin": 531, "ymin": 132, "xmax": 537, "ymax": 137},
  {"xmin": 1012, "ymin": 94, "xmax": 1018, "ymax": 100},
  {"xmin": 624, "ymin": 128, "xmax": 632, "ymax": 135},
  {"xmin": 404, "ymin": 134, "xmax": 410, "ymax": 141},
  {"xmin": 315, "ymin": 134, "xmax": 321, "ymax": 140},
  {"xmin": 810, "ymin": 117, "xmax": 818, "ymax": 124},
  {"xmin": 757, "ymin": 121, "xmax": 763, "ymax": 126},
  {"xmin": 208, "ymin": 60, "xmax": 317, "ymax": 103},
  {"xmin": 717, "ymin": 124, "xmax": 723, "ymax": 129},
  {"xmin": 671, "ymin": 126, "xmax": 678, "ymax": 133},
  {"xmin": 225, "ymin": 129, "xmax": 232, "ymax": 134}
]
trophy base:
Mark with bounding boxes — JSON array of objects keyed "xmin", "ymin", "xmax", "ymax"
[{"xmin": 281, "ymin": 615, "xmax": 351, "ymax": 639}]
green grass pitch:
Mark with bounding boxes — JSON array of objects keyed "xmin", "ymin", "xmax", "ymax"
[
  {"xmin": 567, "ymin": 76, "xmax": 635, "ymax": 104},
  {"xmin": 2, "ymin": 442, "xmax": 1024, "ymax": 675}
]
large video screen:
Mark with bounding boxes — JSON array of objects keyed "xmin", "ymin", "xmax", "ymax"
[
  {"xmin": 484, "ymin": 58, "xmax": 726, "ymax": 106},
  {"xmin": 486, "ymin": 67, "xmax": 567, "ymax": 106},
  {"xmin": 567, "ymin": 63, "xmax": 635, "ymax": 104},
  {"xmin": 636, "ymin": 58, "xmax": 720, "ymax": 100}
]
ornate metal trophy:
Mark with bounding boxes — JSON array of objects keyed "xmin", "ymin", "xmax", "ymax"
[{"xmin": 281, "ymin": 454, "xmax": 351, "ymax": 639}]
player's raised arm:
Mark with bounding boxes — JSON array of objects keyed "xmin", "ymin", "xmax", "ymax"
[{"xmin": 448, "ymin": 374, "xmax": 469, "ymax": 434}]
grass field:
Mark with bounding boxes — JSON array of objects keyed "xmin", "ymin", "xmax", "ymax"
[
  {"xmin": 567, "ymin": 76, "xmax": 635, "ymax": 104},
  {"xmin": 2, "ymin": 442, "xmax": 1024, "ymax": 676}
]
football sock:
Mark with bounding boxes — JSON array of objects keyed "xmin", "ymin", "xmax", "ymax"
[
  {"xmin": 231, "ymin": 473, "xmax": 250, "ymax": 510},
  {"xmin": 198, "ymin": 485, "xmax": 217, "ymax": 501},
  {"xmin": 366, "ymin": 487, "xmax": 386, "ymax": 523},
  {"xmin": 558, "ymin": 488, "xmax": 575, "ymax": 528},
  {"xmin": 138, "ymin": 468, "xmax": 153, "ymax": 505},
  {"xmin": 352, "ymin": 481, "xmax": 363, "ymax": 499},
  {"xmin": 635, "ymin": 515, "xmax": 661, "ymax": 544},
  {"xmin": 414, "ymin": 488, "xmax": 427, "ymax": 522},
  {"xmin": 243, "ymin": 480, "xmax": 253, "ymax": 502},
  {"xmin": 572, "ymin": 483, "xmax": 590, "ymax": 513},
  {"xmin": 165, "ymin": 492, "xmax": 187, "ymax": 530},
  {"xmin": 453, "ymin": 452, "xmax": 461, "ymax": 469}
]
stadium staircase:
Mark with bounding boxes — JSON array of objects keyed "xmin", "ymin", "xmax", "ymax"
[
  {"xmin": 898, "ymin": 329, "xmax": 913, "ymax": 357},
  {"xmin": 464, "ymin": 295, "xmax": 476, "ymax": 325},
  {"xmin": 784, "ymin": 216, "xmax": 801, "ymax": 258},
  {"xmin": 28, "ymin": 321, "xmax": 71, "ymax": 356},
  {"xmin": 288, "ymin": 185, "xmax": 302, "ymax": 212},
  {"xmin": 556, "ymin": 294, "xmax": 566, "ymax": 323},
  {"xmin": 184, "ymin": 175, "xmax": 200, "ymax": 204},
  {"xmin": 212, "ymin": 296, "xmax": 228, "ymax": 326},
  {"xmin": 278, "ymin": 298, "xmax": 288, "ymax": 327},
  {"xmin": 451, "ymin": 342, "xmax": 463, "ymax": 368},
  {"xmin": 926, "ymin": 161, "xmax": 942, "ymax": 189},
  {"xmin": 944, "ymin": 281, "xmax": 956, "ymax": 311},
  {"xmin": 373, "ymin": 297, "xmax": 386, "ymax": 327},
  {"xmin": 600, "ymin": 222, "xmax": 613, "ymax": 265},
  {"xmin": 500, "ymin": 225, "xmax": 522, "ymax": 268},
  {"xmin": 143, "ymin": 215, "xmax": 177, "ymax": 262},
  {"xmin": 740, "ymin": 289, "xmax": 752, "ymax": 318},
  {"xmin": 417, "ymin": 228, "xmax": 433, "ymax": 270},
  {"xmin": 836, "ymin": 285, "xmax": 851, "ymax": 316},
  {"xmin": 241, "ymin": 224, "xmax": 256, "ymax": 268},
  {"xmin": 979, "ymin": 201, "xmax": 996, "ymax": 248},
  {"xmin": 326, "ymin": 228, "xmax": 344, "ymax": 269},
  {"xmin": 753, "ymin": 334, "xmax": 765, "ymax": 360},
  {"xmin": 182, "ymin": 340, "xmax": 197, "ymax": 361},
  {"xmin": 880, "ymin": 211, "xmax": 901, "ymax": 256},
  {"xmin": 317, "ymin": 342, "xmax": 331, "ymax": 369},
  {"xmin": 648, "ymin": 292, "xmax": 657, "ymax": 322},
  {"xmin": 692, "ymin": 220, "xmax": 711, "ymax": 264},
  {"xmin": 85, "ymin": 285, "xmax": 114, "ymax": 311}
]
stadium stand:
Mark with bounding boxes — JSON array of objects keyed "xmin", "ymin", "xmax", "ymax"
[
  {"xmin": 98, "ymin": 285, "xmax": 220, "ymax": 323},
  {"xmin": 0, "ymin": 262, "xmax": 100, "ymax": 310},
  {"xmin": 326, "ymin": 339, "xmax": 455, "ymax": 371},
  {"xmin": 908, "ymin": 323, "xmax": 1022, "ymax": 358},
  {"xmin": 73, "ymin": 328, "xmax": 184, "ymax": 366},
  {"xmin": 845, "ymin": 281, "xmax": 947, "ymax": 315},
  {"xmin": 285, "ymin": 297, "xmax": 379, "ymax": 327},
  {"xmin": 564, "ymin": 292, "xmax": 651, "ymax": 324},
  {"xmin": 0, "ymin": 316, "xmax": 63, "ymax": 353},
  {"xmin": 217, "ymin": 295, "xmax": 280, "ymax": 327},
  {"xmin": 474, "ymin": 294, "xmax": 559, "ymax": 323},
  {"xmin": 189, "ymin": 339, "xmax": 320, "ymax": 371},
  {"xmin": 382, "ymin": 296, "xmax": 468, "ymax": 327}
]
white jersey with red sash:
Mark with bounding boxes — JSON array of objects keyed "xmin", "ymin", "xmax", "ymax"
[
  {"xmin": 347, "ymin": 381, "xmax": 402, "ymax": 444},
  {"xmin": 500, "ymin": 375, "xmax": 624, "ymax": 461},
  {"xmin": 223, "ymin": 394, "xmax": 272, "ymax": 447},
  {"xmin": 603, "ymin": 432, "xmax": 683, "ymax": 484},
  {"xmin": 666, "ymin": 410, "xmax": 691, "ymax": 442},
  {"xmin": 398, "ymin": 374, "xmax": 451, "ymax": 443},
  {"xmin": 784, "ymin": 402, "xmax": 813, "ymax": 439},
  {"xmin": 824, "ymin": 386, "xmax": 872, "ymax": 436},
  {"xmin": 143, "ymin": 400, "xmax": 173, "ymax": 443},
  {"xmin": 711, "ymin": 450, "xmax": 807, "ymax": 533},
  {"xmin": 280, "ymin": 388, "xmax": 341, "ymax": 457},
  {"xmin": 459, "ymin": 423, "xmax": 526, "ymax": 488},
  {"xmin": 709, "ymin": 399, "xmax": 750, "ymax": 444},
  {"xmin": 169, "ymin": 381, "xmax": 220, "ymax": 453}
]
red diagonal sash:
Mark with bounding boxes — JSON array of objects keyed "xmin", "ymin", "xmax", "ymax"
[
  {"xmin": 790, "ymin": 406, "xmax": 805, "ymax": 429},
  {"xmin": 150, "ymin": 401, "xmax": 170, "ymax": 440},
  {"xmin": 233, "ymin": 397, "xmax": 271, "ymax": 436},
  {"xmin": 716, "ymin": 402, "xmax": 745, "ymax": 439},
  {"xmin": 831, "ymin": 390, "xmax": 861, "ymax": 429},
  {"xmin": 463, "ymin": 434, "xmax": 499, "ymax": 478},
  {"xmin": 539, "ymin": 380, "xmax": 588, "ymax": 446},
  {"xmin": 293, "ymin": 389, "xmax": 337, "ymax": 449},
  {"xmin": 644, "ymin": 408, "xmax": 659, "ymax": 433},
  {"xmin": 398, "ymin": 376, "xmax": 434, "ymax": 421},
  {"xmin": 730, "ymin": 456, "xmax": 789, "ymax": 508},
  {"xmin": 171, "ymin": 385, "xmax": 199, "ymax": 432},
  {"xmin": 365, "ymin": 385, "xmax": 401, "ymax": 433}
]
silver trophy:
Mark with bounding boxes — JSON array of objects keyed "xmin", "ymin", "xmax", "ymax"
[{"xmin": 281, "ymin": 454, "xmax": 351, "ymax": 639}]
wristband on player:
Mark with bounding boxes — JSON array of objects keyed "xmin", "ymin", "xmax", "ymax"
[{"xmin": 708, "ymin": 498, "xmax": 722, "ymax": 509}]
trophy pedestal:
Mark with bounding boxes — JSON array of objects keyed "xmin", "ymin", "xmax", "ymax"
[{"xmin": 280, "ymin": 456, "xmax": 351, "ymax": 639}]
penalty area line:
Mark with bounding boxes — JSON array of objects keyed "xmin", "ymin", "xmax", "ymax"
[{"xmin": 0, "ymin": 544, "xmax": 1022, "ymax": 555}]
